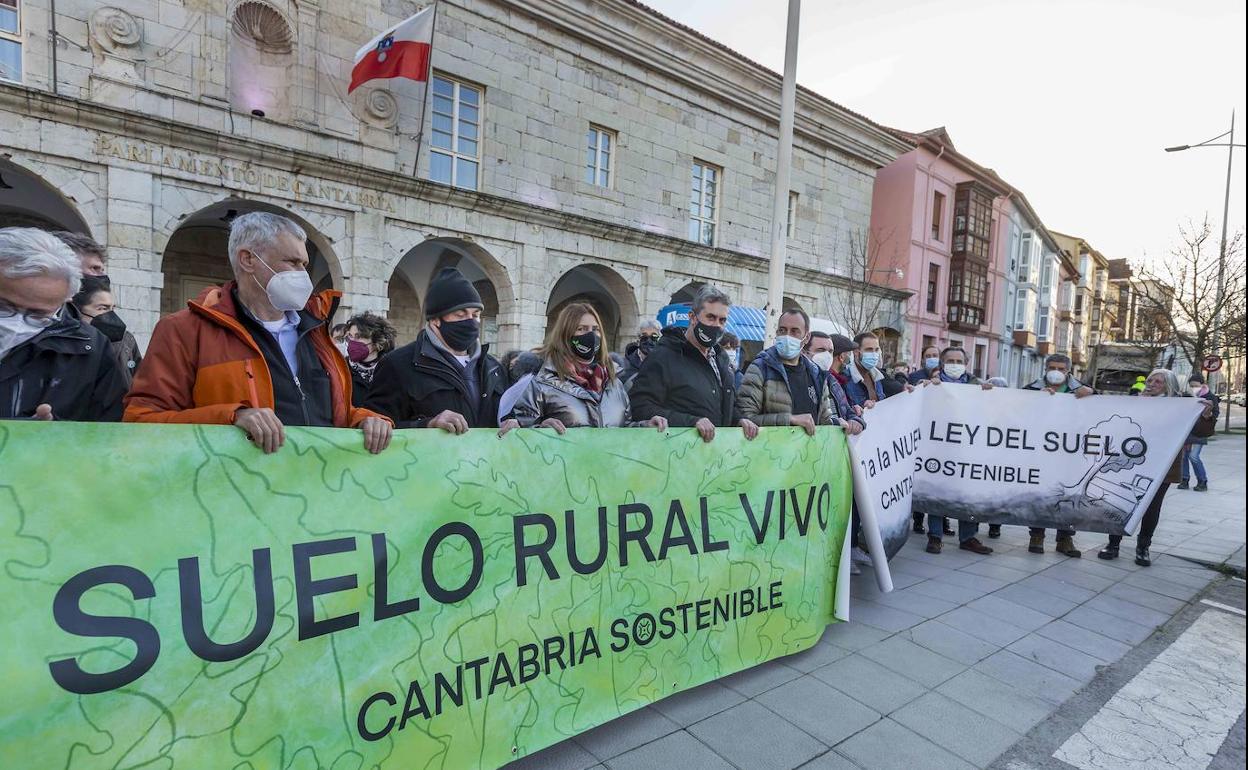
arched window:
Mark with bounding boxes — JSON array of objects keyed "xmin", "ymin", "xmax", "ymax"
[{"xmin": 228, "ymin": 1, "xmax": 294, "ymax": 120}]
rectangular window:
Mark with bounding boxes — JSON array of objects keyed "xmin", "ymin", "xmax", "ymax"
[
  {"xmin": 585, "ymin": 125, "xmax": 615, "ymax": 188},
  {"xmin": 1040, "ymin": 258, "xmax": 1053, "ymax": 291},
  {"xmin": 974, "ymin": 344, "xmax": 987, "ymax": 379},
  {"xmin": 688, "ymin": 160, "xmax": 720, "ymax": 246},
  {"xmin": 922, "ymin": 334, "xmax": 936, "ymax": 353},
  {"xmin": 1014, "ymin": 293, "xmax": 1027, "ymax": 329},
  {"xmin": 786, "ymin": 191, "xmax": 798, "ymax": 238},
  {"xmin": 1075, "ymin": 294, "xmax": 1084, "ymax": 313},
  {"xmin": 1017, "ymin": 232, "xmax": 1031, "ymax": 282},
  {"xmin": 429, "ymin": 75, "xmax": 482, "ymax": 191},
  {"xmin": 931, "ymin": 191, "xmax": 945, "ymax": 241},
  {"xmin": 0, "ymin": 0, "xmax": 20, "ymax": 83},
  {"xmin": 926, "ymin": 263, "xmax": 940, "ymax": 313}
]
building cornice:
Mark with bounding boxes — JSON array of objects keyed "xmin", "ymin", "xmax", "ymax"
[
  {"xmin": 490, "ymin": 0, "xmax": 912, "ymax": 169},
  {"xmin": 2, "ymin": 84, "xmax": 908, "ymax": 303}
]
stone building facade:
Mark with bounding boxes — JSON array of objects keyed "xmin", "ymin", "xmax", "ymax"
[{"xmin": 1, "ymin": 0, "xmax": 909, "ymax": 354}]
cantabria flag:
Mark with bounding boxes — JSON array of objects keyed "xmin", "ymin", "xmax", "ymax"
[{"xmin": 348, "ymin": 6, "xmax": 434, "ymax": 94}]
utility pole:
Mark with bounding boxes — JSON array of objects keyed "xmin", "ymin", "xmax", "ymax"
[{"xmin": 763, "ymin": 0, "xmax": 800, "ymax": 347}]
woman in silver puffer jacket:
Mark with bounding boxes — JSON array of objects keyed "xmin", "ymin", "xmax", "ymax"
[{"xmin": 504, "ymin": 302, "xmax": 668, "ymax": 433}]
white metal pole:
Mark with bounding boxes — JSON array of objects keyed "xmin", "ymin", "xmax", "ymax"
[
  {"xmin": 764, "ymin": 0, "xmax": 801, "ymax": 347},
  {"xmin": 1216, "ymin": 110, "xmax": 1234, "ymax": 431}
]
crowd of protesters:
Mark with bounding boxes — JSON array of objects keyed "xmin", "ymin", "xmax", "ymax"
[{"xmin": 0, "ymin": 216, "xmax": 1221, "ymax": 569}]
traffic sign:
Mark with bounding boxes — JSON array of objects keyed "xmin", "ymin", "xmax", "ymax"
[{"xmin": 1203, "ymin": 355, "xmax": 1223, "ymax": 372}]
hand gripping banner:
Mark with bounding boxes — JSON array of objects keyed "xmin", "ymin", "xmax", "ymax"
[{"xmin": 0, "ymin": 423, "xmax": 852, "ymax": 769}]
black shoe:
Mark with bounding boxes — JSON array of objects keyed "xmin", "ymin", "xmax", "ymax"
[
  {"xmin": 913, "ymin": 519, "xmax": 926, "ymax": 533},
  {"xmin": 988, "ymin": 524, "xmax": 1002, "ymax": 539},
  {"xmin": 1194, "ymin": 482, "xmax": 1208, "ymax": 492},
  {"xmin": 960, "ymin": 538, "xmax": 993, "ymax": 555},
  {"xmin": 943, "ymin": 523, "xmax": 955, "ymax": 536},
  {"xmin": 1098, "ymin": 544, "xmax": 1119, "ymax": 560},
  {"xmin": 1177, "ymin": 481, "xmax": 1190, "ymax": 489},
  {"xmin": 1135, "ymin": 546, "xmax": 1151, "ymax": 567}
]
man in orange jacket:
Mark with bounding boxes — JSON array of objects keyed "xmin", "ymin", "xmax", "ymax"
[{"xmin": 124, "ymin": 212, "xmax": 392, "ymax": 454}]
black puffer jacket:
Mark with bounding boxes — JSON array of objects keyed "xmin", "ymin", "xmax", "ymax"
[
  {"xmin": 0, "ymin": 316, "xmax": 127, "ymax": 421},
  {"xmin": 629, "ymin": 326, "xmax": 741, "ymax": 427},
  {"xmin": 365, "ymin": 329, "xmax": 506, "ymax": 428}
]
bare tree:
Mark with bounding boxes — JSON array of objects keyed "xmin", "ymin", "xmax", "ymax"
[
  {"xmin": 822, "ymin": 227, "xmax": 909, "ymax": 336},
  {"xmin": 1133, "ymin": 217, "xmax": 1246, "ymax": 368}
]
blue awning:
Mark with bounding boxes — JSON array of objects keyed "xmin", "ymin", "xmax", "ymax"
[{"xmin": 657, "ymin": 303, "xmax": 768, "ymax": 342}]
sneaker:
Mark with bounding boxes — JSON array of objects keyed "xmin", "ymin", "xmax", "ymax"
[
  {"xmin": 988, "ymin": 524, "xmax": 1002, "ymax": 539},
  {"xmin": 926, "ymin": 536, "xmax": 943, "ymax": 554},
  {"xmin": 1056, "ymin": 537, "xmax": 1082, "ymax": 558},
  {"xmin": 1177, "ymin": 481, "xmax": 1190, "ymax": 489},
  {"xmin": 1028, "ymin": 535, "xmax": 1045, "ymax": 554},
  {"xmin": 959, "ymin": 538, "xmax": 993, "ymax": 555},
  {"xmin": 1135, "ymin": 546, "xmax": 1151, "ymax": 567},
  {"xmin": 851, "ymin": 548, "xmax": 875, "ymax": 567},
  {"xmin": 943, "ymin": 522, "xmax": 955, "ymax": 536},
  {"xmin": 1098, "ymin": 544, "xmax": 1119, "ymax": 560},
  {"xmin": 1194, "ymin": 482, "xmax": 1208, "ymax": 492},
  {"xmin": 849, "ymin": 561, "xmax": 862, "ymax": 575}
]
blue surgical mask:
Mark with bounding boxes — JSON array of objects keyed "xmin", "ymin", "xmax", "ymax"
[
  {"xmin": 860, "ymin": 351, "xmax": 881, "ymax": 369},
  {"xmin": 924, "ymin": 356, "xmax": 940, "ymax": 371},
  {"xmin": 774, "ymin": 335, "xmax": 802, "ymax": 360}
]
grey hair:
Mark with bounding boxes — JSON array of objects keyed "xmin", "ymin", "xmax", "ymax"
[
  {"xmin": 1145, "ymin": 368, "xmax": 1183, "ymax": 397},
  {"xmin": 692, "ymin": 284, "xmax": 732, "ymax": 314},
  {"xmin": 988, "ymin": 376, "xmax": 1009, "ymax": 388},
  {"xmin": 228, "ymin": 212, "xmax": 306, "ymax": 270},
  {"xmin": 639, "ymin": 318, "xmax": 662, "ymax": 333},
  {"xmin": 1044, "ymin": 353, "xmax": 1072, "ymax": 368},
  {"xmin": 0, "ymin": 227, "xmax": 81, "ymax": 299}
]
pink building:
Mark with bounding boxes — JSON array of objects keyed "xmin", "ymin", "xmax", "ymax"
[{"xmin": 870, "ymin": 128, "xmax": 1010, "ymax": 378}]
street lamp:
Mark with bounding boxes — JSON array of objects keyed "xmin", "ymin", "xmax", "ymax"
[{"xmin": 1165, "ymin": 112, "xmax": 1247, "ymax": 432}]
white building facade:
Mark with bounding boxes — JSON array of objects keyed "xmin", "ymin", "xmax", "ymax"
[{"xmin": 0, "ymin": 0, "xmax": 910, "ymax": 354}]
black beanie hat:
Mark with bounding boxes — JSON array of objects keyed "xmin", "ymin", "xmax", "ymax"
[{"xmin": 425, "ymin": 266, "xmax": 483, "ymax": 319}]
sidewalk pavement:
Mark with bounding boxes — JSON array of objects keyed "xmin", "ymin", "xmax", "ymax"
[{"xmin": 515, "ymin": 434, "xmax": 1246, "ymax": 770}]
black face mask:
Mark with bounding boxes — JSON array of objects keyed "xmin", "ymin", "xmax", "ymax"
[
  {"xmin": 571, "ymin": 331, "xmax": 601, "ymax": 361},
  {"xmin": 87, "ymin": 310, "xmax": 127, "ymax": 343},
  {"xmin": 638, "ymin": 335, "xmax": 658, "ymax": 353},
  {"xmin": 437, "ymin": 317, "xmax": 480, "ymax": 352},
  {"xmin": 693, "ymin": 321, "xmax": 724, "ymax": 348}
]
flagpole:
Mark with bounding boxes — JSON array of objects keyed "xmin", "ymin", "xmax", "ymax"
[
  {"xmin": 412, "ymin": 1, "xmax": 439, "ymax": 178},
  {"xmin": 764, "ymin": 0, "xmax": 801, "ymax": 347}
]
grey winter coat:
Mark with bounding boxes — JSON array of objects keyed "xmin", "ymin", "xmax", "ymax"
[{"xmin": 507, "ymin": 360, "xmax": 645, "ymax": 428}]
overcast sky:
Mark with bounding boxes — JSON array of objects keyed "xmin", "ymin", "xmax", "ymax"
[{"xmin": 645, "ymin": 0, "xmax": 1246, "ymax": 265}]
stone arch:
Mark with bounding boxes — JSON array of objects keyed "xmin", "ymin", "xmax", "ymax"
[
  {"xmin": 0, "ymin": 158, "xmax": 93, "ymax": 235},
  {"xmin": 388, "ymin": 237, "xmax": 514, "ymax": 349},
  {"xmin": 669, "ymin": 280, "xmax": 706, "ymax": 305},
  {"xmin": 158, "ymin": 198, "xmax": 343, "ymax": 316},
  {"xmin": 546, "ymin": 264, "xmax": 641, "ymax": 352}
]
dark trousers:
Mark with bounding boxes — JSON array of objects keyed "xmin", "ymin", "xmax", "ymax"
[
  {"xmin": 1030, "ymin": 527, "xmax": 1075, "ymax": 539},
  {"xmin": 1108, "ymin": 483, "xmax": 1169, "ymax": 549}
]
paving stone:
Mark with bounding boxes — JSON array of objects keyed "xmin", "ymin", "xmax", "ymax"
[
  {"xmin": 906, "ymin": 578, "xmax": 990, "ymax": 605},
  {"xmin": 1122, "ymin": 571, "xmax": 1206, "ymax": 601},
  {"xmin": 936, "ymin": 669, "xmax": 1054, "ymax": 733},
  {"xmin": 869, "ymin": 587, "xmax": 961, "ymax": 619},
  {"xmin": 891, "ymin": 691, "xmax": 1022, "ymax": 766},
  {"xmin": 957, "ymin": 561, "xmax": 1033, "ymax": 583},
  {"xmin": 1033, "ymin": 619, "xmax": 1132, "ymax": 663},
  {"xmin": 858, "ymin": 635, "xmax": 966, "ymax": 688},
  {"xmin": 1063, "ymin": 605, "xmax": 1156, "ymax": 645},
  {"xmin": 756, "ymin": 675, "xmax": 881, "ymax": 746},
  {"xmin": 574, "ymin": 707, "xmax": 682, "ymax": 761},
  {"xmin": 820, "ymin": 621, "xmax": 891, "ymax": 651},
  {"xmin": 985, "ymin": 554, "xmax": 1054, "ymax": 574},
  {"xmin": 889, "ymin": 557, "xmax": 953, "ymax": 580},
  {"xmin": 835, "ymin": 718, "xmax": 976, "ymax": 770},
  {"xmin": 939, "ymin": 606, "xmax": 1031, "ymax": 647},
  {"xmin": 605, "ymin": 730, "xmax": 732, "ymax": 770},
  {"xmin": 932, "ymin": 569, "xmax": 1010, "ymax": 592},
  {"xmin": 973, "ymin": 649, "xmax": 1083, "ymax": 705},
  {"xmin": 811, "ymin": 654, "xmax": 927, "ymax": 715},
  {"xmin": 1015, "ymin": 573, "xmax": 1098, "ymax": 603},
  {"xmin": 796, "ymin": 751, "xmax": 861, "ymax": 769},
  {"xmin": 649, "ymin": 680, "xmax": 746, "ymax": 726},
  {"xmin": 991, "ymin": 582, "xmax": 1081, "ymax": 617},
  {"xmin": 511, "ymin": 738, "xmax": 601, "ymax": 770},
  {"xmin": 905, "ymin": 619, "xmax": 1001, "ymax": 666},
  {"xmin": 1083, "ymin": 594, "xmax": 1172, "ymax": 628},
  {"xmin": 966, "ymin": 594, "xmax": 1055, "ymax": 630},
  {"xmin": 782, "ymin": 638, "xmax": 853, "ymax": 673},
  {"xmin": 1007, "ymin": 633, "xmax": 1105, "ymax": 681},
  {"xmin": 1103, "ymin": 582, "xmax": 1187, "ymax": 615},
  {"xmin": 1037, "ymin": 564, "xmax": 1116, "ymax": 592},
  {"xmin": 688, "ymin": 700, "xmax": 825, "ymax": 770},
  {"xmin": 719, "ymin": 658, "xmax": 802, "ymax": 698},
  {"xmin": 847, "ymin": 600, "xmax": 926, "ymax": 633}
]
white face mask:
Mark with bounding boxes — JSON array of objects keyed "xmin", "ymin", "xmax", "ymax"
[
  {"xmin": 943, "ymin": 363, "xmax": 966, "ymax": 380},
  {"xmin": 1045, "ymin": 369, "xmax": 1067, "ymax": 386},
  {"xmin": 811, "ymin": 351, "xmax": 834, "ymax": 371},
  {"xmin": 253, "ymin": 255, "xmax": 314, "ymax": 312},
  {"xmin": 0, "ymin": 313, "xmax": 52, "ymax": 361}
]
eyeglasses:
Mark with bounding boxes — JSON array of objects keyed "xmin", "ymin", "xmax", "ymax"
[
  {"xmin": 0, "ymin": 298, "xmax": 62, "ymax": 327},
  {"xmin": 640, "ymin": 333, "xmax": 661, "ymax": 341}
]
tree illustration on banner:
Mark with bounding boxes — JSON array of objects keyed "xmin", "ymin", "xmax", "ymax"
[{"xmin": 1060, "ymin": 414, "xmax": 1151, "ymax": 518}]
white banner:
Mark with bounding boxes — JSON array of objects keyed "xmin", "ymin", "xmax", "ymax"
[{"xmin": 849, "ymin": 384, "xmax": 1202, "ymax": 589}]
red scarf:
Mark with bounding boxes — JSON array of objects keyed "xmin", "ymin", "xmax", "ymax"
[{"xmin": 572, "ymin": 361, "xmax": 607, "ymax": 394}]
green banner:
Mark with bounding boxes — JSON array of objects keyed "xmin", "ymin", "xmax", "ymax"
[{"xmin": 0, "ymin": 423, "xmax": 851, "ymax": 769}]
